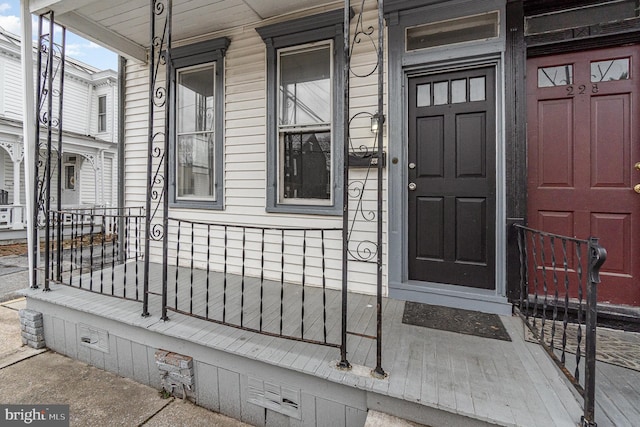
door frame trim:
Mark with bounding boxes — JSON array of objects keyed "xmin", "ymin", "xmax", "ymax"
[{"xmin": 387, "ymin": 56, "xmax": 508, "ymax": 313}]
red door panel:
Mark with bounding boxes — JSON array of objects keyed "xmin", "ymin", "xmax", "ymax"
[{"xmin": 527, "ymin": 46, "xmax": 640, "ymax": 306}]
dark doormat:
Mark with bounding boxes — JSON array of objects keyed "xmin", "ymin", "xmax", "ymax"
[{"xmin": 402, "ymin": 302, "xmax": 512, "ymax": 341}]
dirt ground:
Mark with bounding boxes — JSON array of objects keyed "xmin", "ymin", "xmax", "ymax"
[{"xmin": 0, "ymin": 243, "xmax": 28, "ymax": 257}]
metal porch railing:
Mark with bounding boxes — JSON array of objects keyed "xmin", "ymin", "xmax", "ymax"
[
  {"xmin": 33, "ymin": 0, "xmax": 386, "ymax": 377},
  {"xmin": 45, "ymin": 207, "xmax": 146, "ymax": 301},
  {"xmin": 161, "ymin": 218, "xmax": 343, "ymax": 349},
  {"xmin": 514, "ymin": 224, "xmax": 607, "ymax": 427}
]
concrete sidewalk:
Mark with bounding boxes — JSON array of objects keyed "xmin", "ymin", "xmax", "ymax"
[{"xmin": 0, "ymin": 298, "xmax": 249, "ymax": 427}]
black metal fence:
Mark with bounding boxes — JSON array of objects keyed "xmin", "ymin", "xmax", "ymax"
[
  {"xmin": 46, "ymin": 207, "xmax": 146, "ymax": 301},
  {"xmin": 160, "ymin": 218, "xmax": 343, "ymax": 349},
  {"xmin": 514, "ymin": 224, "xmax": 606, "ymax": 427}
]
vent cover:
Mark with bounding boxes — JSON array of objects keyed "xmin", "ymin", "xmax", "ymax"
[
  {"xmin": 247, "ymin": 376, "xmax": 301, "ymax": 419},
  {"xmin": 78, "ymin": 324, "xmax": 109, "ymax": 353}
]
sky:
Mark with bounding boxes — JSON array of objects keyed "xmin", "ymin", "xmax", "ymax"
[{"xmin": 0, "ymin": 0, "xmax": 118, "ymax": 71}]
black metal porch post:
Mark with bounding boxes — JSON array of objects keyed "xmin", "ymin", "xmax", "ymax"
[
  {"xmin": 161, "ymin": 0, "xmax": 172, "ymax": 322},
  {"xmin": 143, "ymin": 0, "xmax": 171, "ymax": 319},
  {"xmin": 142, "ymin": 0, "xmax": 156, "ymax": 317},
  {"xmin": 55, "ymin": 28, "xmax": 66, "ymax": 283},
  {"xmin": 43, "ymin": 14, "xmax": 54, "ymax": 292},
  {"xmin": 582, "ymin": 237, "xmax": 606, "ymax": 427},
  {"xmin": 372, "ymin": 0, "xmax": 385, "ymax": 379},
  {"xmin": 339, "ymin": 1, "xmax": 351, "ymax": 370}
]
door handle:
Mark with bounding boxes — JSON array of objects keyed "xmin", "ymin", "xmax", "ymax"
[
  {"xmin": 635, "ymin": 162, "xmax": 640, "ymax": 171},
  {"xmin": 409, "ymin": 182, "xmax": 417, "ymax": 191},
  {"xmin": 635, "ymin": 183, "xmax": 640, "ymax": 194}
]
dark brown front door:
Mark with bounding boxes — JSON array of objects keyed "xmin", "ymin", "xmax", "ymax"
[
  {"xmin": 527, "ymin": 46, "xmax": 640, "ymax": 306},
  {"xmin": 408, "ymin": 67, "xmax": 496, "ymax": 289}
]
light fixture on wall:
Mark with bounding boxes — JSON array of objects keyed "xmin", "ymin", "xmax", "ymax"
[{"xmin": 371, "ymin": 112, "xmax": 385, "ymax": 134}]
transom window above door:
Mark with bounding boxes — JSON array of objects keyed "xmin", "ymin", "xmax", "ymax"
[
  {"xmin": 405, "ymin": 11, "xmax": 499, "ymax": 51},
  {"xmin": 416, "ymin": 76, "xmax": 486, "ymax": 107}
]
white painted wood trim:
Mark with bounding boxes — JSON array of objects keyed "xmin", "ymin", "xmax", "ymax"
[
  {"xmin": 55, "ymin": 11, "xmax": 147, "ymax": 62},
  {"xmin": 20, "ymin": 0, "xmax": 38, "ymax": 286}
]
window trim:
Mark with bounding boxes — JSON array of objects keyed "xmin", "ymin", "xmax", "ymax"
[
  {"xmin": 277, "ymin": 41, "xmax": 334, "ymax": 206},
  {"xmin": 257, "ymin": 8, "xmax": 349, "ymax": 216},
  {"xmin": 174, "ymin": 62, "xmax": 217, "ymax": 203},
  {"xmin": 168, "ymin": 37, "xmax": 229, "ymax": 210},
  {"xmin": 97, "ymin": 95, "xmax": 107, "ymax": 133}
]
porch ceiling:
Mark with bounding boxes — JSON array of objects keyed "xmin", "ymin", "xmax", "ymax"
[{"xmin": 29, "ymin": 0, "xmax": 340, "ymax": 62}]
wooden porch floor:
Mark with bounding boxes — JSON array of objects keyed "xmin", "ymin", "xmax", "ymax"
[{"xmin": 27, "ymin": 261, "xmax": 594, "ymax": 426}]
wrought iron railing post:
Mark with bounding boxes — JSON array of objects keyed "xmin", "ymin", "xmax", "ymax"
[
  {"xmin": 372, "ymin": 0, "xmax": 385, "ymax": 379},
  {"xmin": 143, "ymin": 0, "xmax": 171, "ymax": 318},
  {"xmin": 55, "ymin": 28, "xmax": 66, "ymax": 283},
  {"xmin": 339, "ymin": 0, "xmax": 351, "ymax": 371},
  {"xmin": 161, "ymin": 0, "xmax": 172, "ymax": 322},
  {"xmin": 142, "ymin": 0, "xmax": 155, "ymax": 318},
  {"xmin": 42, "ymin": 14, "xmax": 56, "ymax": 292},
  {"xmin": 582, "ymin": 237, "xmax": 606, "ymax": 427}
]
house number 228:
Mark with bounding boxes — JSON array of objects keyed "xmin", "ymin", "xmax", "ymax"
[{"xmin": 566, "ymin": 84, "xmax": 599, "ymax": 95}]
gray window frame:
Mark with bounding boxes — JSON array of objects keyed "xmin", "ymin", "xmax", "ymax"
[
  {"xmin": 257, "ymin": 9, "xmax": 348, "ymax": 216},
  {"xmin": 168, "ymin": 37, "xmax": 229, "ymax": 210}
]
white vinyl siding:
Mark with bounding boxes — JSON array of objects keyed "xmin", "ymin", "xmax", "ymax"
[
  {"xmin": 122, "ymin": 3, "xmax": 386, "ymax": 295},
  {"xmin": 61, "ymin": 78, "xmax": 90, "ymax": 135},
  {"xmin": 2, "ymin": 56, "xmax": 23, "ymax": 120}
]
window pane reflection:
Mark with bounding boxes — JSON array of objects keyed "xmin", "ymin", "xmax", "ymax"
[
  {"xmin": 538, "ymin": 65, "xmax": 573, "ymax": 87},
  {"xmin": 591, "ymin": 58, "xmax": 630, "ymax": 82},
  {"xmin": 451, "ymin": 79, "xmax": 466, "ymax": 103},
  {"xmin": 433, "ymin": 82, "xmax": 448, "ymax": 105},
  {"xmin": 469, "ymin": 77, "xmax": 485, "ymax": 101},
  {"xmin": 417, "ymin": 83, "xmax": 431, "ymax": 107}
]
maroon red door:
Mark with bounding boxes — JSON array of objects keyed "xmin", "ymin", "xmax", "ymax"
[{"xmin": 527, "ymin": 46, "xmax": 640, "ymax": 306}]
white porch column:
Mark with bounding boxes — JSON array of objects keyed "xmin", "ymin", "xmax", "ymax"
[
  {"xmin": 100, "ymin": 149, "xmax": 105, "ymax": 205},
  {"xmin": 21, "ymin": 0, "xmax": 38, "ymax": 287},
  {"xmin": 12, "ymin": 140, "xmax": 24, "ymax": 230}
]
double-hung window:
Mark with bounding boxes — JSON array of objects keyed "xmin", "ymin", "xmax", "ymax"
[
  {"xmin": 170, "ymin": 38, "xmax": 229, "ymax": 209},
  {"xmin": 279, "ymin": 43, "xmax": 332, "ymax": 202},
  {"xmin": 258, "ymin": 9, "xmax": 347, "ymax": 215},
  {"xmin": 98, "ymin": 95, "xmax": 107, "ymax": 133}
]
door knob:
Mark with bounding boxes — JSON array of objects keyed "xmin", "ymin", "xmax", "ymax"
[
  {"xmin": 409, "ymin": 162, "xmax": 416, "ymax": 169},
  {"xmin": 635, "ymin": 183, "xmax": 640, "ymax": 194},
  {"xmin": 409, "ymin": 182, "xmax": 417, "ymax": 191},
  {"xmin": 635, "ymin": 162, "xmax": 640, "ymax": 171}
]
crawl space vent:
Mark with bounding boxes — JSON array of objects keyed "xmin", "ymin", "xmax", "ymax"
[
  {"xmin": 247, "ymin": 376, "xmax": 301, "ymax": 419},
  {"xmin": 78, "ymin": 324, "xmax": 109, "ymax": 353}
]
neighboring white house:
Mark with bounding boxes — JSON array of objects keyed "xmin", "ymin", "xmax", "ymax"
[{"xmin": 0, "ymin": 26, "xmax": 118, "ymax": 237}]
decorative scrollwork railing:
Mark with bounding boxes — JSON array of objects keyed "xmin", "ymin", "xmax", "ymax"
[
  {"xmin": 34, "ymin": 12, "xmax": 66, "ymax": 290},
  {"xmin": 143, "ymin": 0, "xmax": 172, "ymax": 317},
  {"xmin": 344, "ymin": 1, "xmax": 383, "ymax": 265},
  {"xmin": 342, "ymin": 0, "xmax": 386, "ymax": 377}
]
